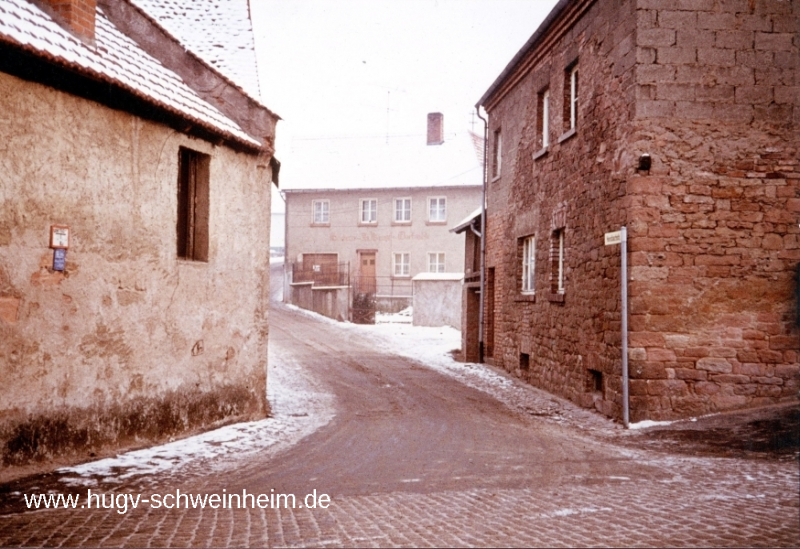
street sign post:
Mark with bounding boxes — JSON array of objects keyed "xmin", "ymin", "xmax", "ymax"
[{"xmin": 605, "ymin": 227, "xmax": 629, "ymax": 428}]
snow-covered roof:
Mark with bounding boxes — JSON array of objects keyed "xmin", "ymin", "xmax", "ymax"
[
  {"xmin": 0, "ymin": 0, "xmax": 261, "ymax": 148},
  {"xmin": 411, "ymin": 272, "xmax": 464, "ymax": 282},
  {"xmin": 130, "ymin": 0, "xmax": 261, "ymax": 101},
  {"xmin": 451, "ymin": 207, "xmax": 482, "ymax": 234},
  {"xmin": 282, "ymin": 129, "xmax": 484, "ymax": 191}
]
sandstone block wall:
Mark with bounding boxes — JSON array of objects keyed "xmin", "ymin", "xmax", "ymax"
[
  {"xmin": 0, "ymin": 72, "xmax": 271, "ymax": 467},
  {"xmin": 626, "ymin": 0, "xmax": 799, "ymax": 419},
  {"xmin": 482, "ymin": 0, "xmax": 798, "ymax": 422},
  {"xmin": 483, "ymin": 0, "xmax": 638, "ymax": 418}
]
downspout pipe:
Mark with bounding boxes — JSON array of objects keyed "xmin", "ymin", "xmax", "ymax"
[{"xmin": 476, "ymin": 106, "xmax": 488, "ymax": 363}]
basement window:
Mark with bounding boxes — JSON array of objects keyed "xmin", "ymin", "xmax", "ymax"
[
  {"xmin": 177, "ymin": 147, "xmax": 210, "ymax": 262},
  {"xmin": 520, "ymin": 353, "xmax": 530, "ymax": 371},
  {"xmin": 588, "ymin": 369, "xmax": 603, "ymax": 393}
]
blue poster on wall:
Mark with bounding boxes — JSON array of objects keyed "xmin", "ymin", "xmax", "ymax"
[{"xmin": 53, "ymin": 248, "xmax": 66, "ymax": 271}]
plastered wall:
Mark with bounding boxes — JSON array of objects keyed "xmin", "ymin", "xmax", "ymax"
[{"xmin": 0, "ymin": 71, "xmax": 271, "ymax": 465}]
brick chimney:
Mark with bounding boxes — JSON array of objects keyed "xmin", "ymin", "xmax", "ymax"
[
  {"xmin": 427, "ymin": 112, "xmax": 444, "ymax": 146},
  {"xmin": 40, "ymin": 0, "xmax": 97, "ymax": 42}
]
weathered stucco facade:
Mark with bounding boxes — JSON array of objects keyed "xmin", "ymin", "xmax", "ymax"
[
  {"xmin": 479, "ymin": 0, "xmax": 799, "ymax": 421},
  {"xmin": 283, "ymin": 185, "xmax": 481, "ymax": 320},
  {"xmin": 0, "ymin": 0, "xmax": 277, "ymax": 470}
]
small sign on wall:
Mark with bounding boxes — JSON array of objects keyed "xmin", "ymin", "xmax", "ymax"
[
  {"xmin": 53, "ymin": 248, "xmax": 67, "ymax": 271},
  {"xmin": 50, "ymin": 225, "xmax": 70, "ymax": 249},
  {"xmin": 604, "ymin": 230, "xmax": 621, "ymax": 246}
]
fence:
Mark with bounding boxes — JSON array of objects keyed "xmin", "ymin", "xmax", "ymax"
[{"xmin": 292, "ymin": 261, "xmax": 350, "ymax": 287}]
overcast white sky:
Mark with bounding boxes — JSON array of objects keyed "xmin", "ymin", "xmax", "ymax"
[{"xmin": 249, "ymin": 0, "xmax": 559, "ymax": 242}]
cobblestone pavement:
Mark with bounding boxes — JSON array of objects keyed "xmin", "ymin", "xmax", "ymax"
[
  {"xmin": 0, "ymin": 455, "xmax": 797, "ymax": 547},
  {"xmin": 1, "ymin": 266, "xmax": 797, "ymax": 547}
]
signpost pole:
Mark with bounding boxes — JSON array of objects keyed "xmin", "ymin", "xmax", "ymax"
[{"xmin": 621, "ymin": 226, "xmax": 629, "ymax": 428}]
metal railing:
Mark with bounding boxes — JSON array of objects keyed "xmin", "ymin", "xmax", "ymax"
[{"xmin": 291, "ymin": 261, "xmax": 350, "ymax": 287}]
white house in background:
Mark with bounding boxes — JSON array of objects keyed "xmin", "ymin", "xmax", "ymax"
[{"xmin": 282, "ymin": 114, "xmax": 483, "ymax": 322}]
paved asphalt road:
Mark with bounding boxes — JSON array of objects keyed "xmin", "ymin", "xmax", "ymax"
[{"xmin": 0, "ymin": 264, "xmax": 797, "ymax": 547}]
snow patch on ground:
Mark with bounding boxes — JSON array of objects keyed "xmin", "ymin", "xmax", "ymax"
[
  {"xmin": 376, "ymin": 306, "xmax": 413, "ymax": 324},
  {"xmin": 628, "ymin": 419, "xmax": 676, "ymax": 430},
  {"xmin": 57, "ymin": 340, "xmax": 334, "ymax": 486}
]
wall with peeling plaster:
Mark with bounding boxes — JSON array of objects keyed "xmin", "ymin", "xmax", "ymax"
[{"xmin": 0, "ymin": 71, "xmax": 271, "ymax": 466}]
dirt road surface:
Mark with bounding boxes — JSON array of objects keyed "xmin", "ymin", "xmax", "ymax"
[{"xmin": 0, "ymin": 264, "xmax": 797, "ymax": 547}]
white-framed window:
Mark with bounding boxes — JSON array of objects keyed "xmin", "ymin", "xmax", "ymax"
[
  {"xmin": 428, "ymin": 197, "xmax": 446, "ymax": 222},
  {"xmin": 313, "ymin": 199, "xmax": 329, "ymax": 224},
  {"xmin": 428, "ymin": 252, "xmax": 445, "ymax": 273},
  {"xmin": 360, "ymin": 198, "xmax": 377, "ymax": 224},
  {"xmin": 540, "ymin": 89, "xmax": 550, "ymax": 148},
  {"xmin": 492, "ymin": 128, "xmax": 502, "ymax": 178},
  {"xmin": 393, "ymin": 252, "xmax": 410, "ymax": 276},
  {"xmin": 394, "ymin": 197, "xmax": 411, "ymax": 223},
  {"xmin": 552, "ymin": 229, "xmax": 565, "ymax": 293},
  {"xmin": 522, "ymin": 236, "xmax": 535, "ymax": 293},
  {"xmin": 567, "ymin": 65, "xmax": 578, "ymax": 131}
]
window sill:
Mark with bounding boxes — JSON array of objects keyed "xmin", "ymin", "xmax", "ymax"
[
  {"xmin": 558, "ymin": 127, "xmax": 576, "ymax": 144},
  {"xmin": 548, "ymin": 292, "xmax": 565, "ymax": 303},
  {"xmin": 391, "ymin": 221, "xmax": 412, "ymax": 226},
  {"xmin": 426, "ymin": 220, "xmax": 447, "ymax": 226},
  {"xmin": 358, "ymin": 222, "xmax": 378, "ymax": 227},
  {"xmin": 533, "ymin": 147, "xmax": 548, "ymax": 161},
  {"xmin": 515, "ymin": 293, "xmax": 536, "ymax": 303},
  {"xmin": 311, "ymin": 223, "xmax": 330, "ymax": 227}
]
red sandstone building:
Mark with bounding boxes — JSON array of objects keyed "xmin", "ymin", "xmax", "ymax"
[{"xmin": 477, "ymin": 0, "xmax": 798, "ymax": 421}]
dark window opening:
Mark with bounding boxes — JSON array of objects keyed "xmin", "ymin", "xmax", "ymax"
[
  {"xmin": 520, "ymin": 353, "xmax": 530, "ymax": 371},
  {"xmin": 588, "ymin": 369, "xmax": 603, "ymax": 393},
  {"xmin": 177, "ymin": 147, "xmax": 210, "ymax": 261}
]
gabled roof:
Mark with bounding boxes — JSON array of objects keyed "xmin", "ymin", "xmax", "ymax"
[
  {"xmin": 0, "ymin": 0, "xmax": 265, "ymax": 150},
  {"xmin": 282, "ymin": 129, "xmax": 484, "ymax": 191},
  {"xmin": 130, "ymin": 0, "xmax": 261, "ymax": 101},
  {"xmin": 477, "ymin": 0, "xmax": 574, "ymax": 109}
]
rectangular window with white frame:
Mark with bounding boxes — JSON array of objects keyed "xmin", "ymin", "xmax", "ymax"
[
  {"xmin": 569, "ymin": 66, "xmax": 578, "ymax": 130},
  {"xmin": 313, "ymin": 199, "xmax": 329, "ymax": 225},
  {"xmin": 551, "ymin": 229, "xmax": 565, "ymax": 294},
  {"xmin": 539, "ymin": 88, "xmax": 550, "ymax": 149},
  {"xmin": 428, "ymin": 197, "xmax": 446, "ymax": 223},
  {"xmin": 428, "ymin": 252, "xmax": 445, "ymax": 273},
  {"xmin": 393, "ymin": 252, "xmax": 410, "ymax": 277},
  {"xmin": 394, "ymin": 197, "xmax": 411, "ymax": 223},
  {"xmin": 491, "ymin": 128, "xmax": 501, "ymax": 178},
  {"xmin": 563, "ymin": 63, "xmax": 578, "ymax": 132},
  {"xmin": 360, "ymin": 198, "xmax": 377, "ymax": 224},
  {"xmin": 521, "ymin": 236, "xmax": 535, "ymax": 293}
]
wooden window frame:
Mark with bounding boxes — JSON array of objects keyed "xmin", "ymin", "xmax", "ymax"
[
  {"xmin": 491, "ymin": 128, "xmax": 502, "ymax": 179},
  {"xmin": 428, "ymin": 252, "xmax": 446, "ymax": 273},
  {"xmin": 394, "ymin": 197, "xmax": 412, "ymax": 224},
  {"xmin": 521, "ymin": 236, "xmax": 535, "ymax": 294},
  {"xmin": 428, "ymin": 196, "xmax": 446, "ymax": 223},
  {"xmin": 360, "ymin": 198, "xmax": 377, "ymax": 225},
  {"xmin": 177, "ymin": 147, "xmax": 210, "ymax": 262},
  {"xmin": 312, "ymin": 199, "xmax": 330, "ymax": 225},
  {"xmin": 393, "ymin": 252, "xmax": 410, "ymax": 277}
]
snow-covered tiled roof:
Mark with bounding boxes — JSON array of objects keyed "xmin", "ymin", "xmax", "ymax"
[
  {"xmin": 0, "ymin": 0, "xmax": 261, "ymax": 148},
  {"xmin": 130, "ymin": 0, "xmax": 261, "ymax": 101},
  {"xmin": 282, "ymin": 130, "xmax": 484, "ymax": 191}
]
